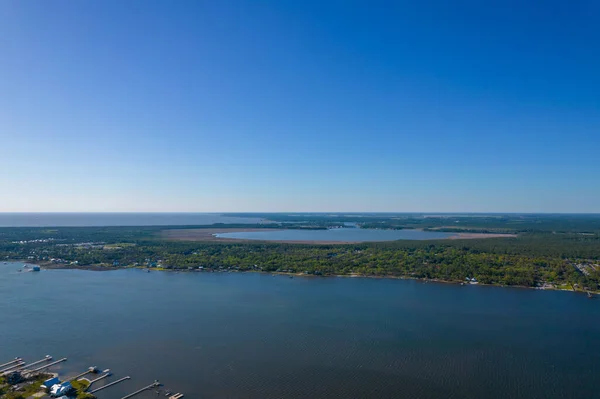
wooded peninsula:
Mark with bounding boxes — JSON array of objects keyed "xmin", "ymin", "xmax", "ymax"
[{"xmin": 1, "ymin": 214, "xmax": 599, "ymax": 293}]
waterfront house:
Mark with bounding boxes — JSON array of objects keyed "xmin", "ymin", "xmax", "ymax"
[
  {"xmin": 41, "ymin": 377, "xmax": 60, "ymax": 390},
  {"xmin": 50, "ymin": 382, "xmax": 72, "ymax": 397}
]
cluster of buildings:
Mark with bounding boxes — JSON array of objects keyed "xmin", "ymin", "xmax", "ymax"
[
  {"xmin": 145, "ymin": 258, "xmax": 163, "ymax": 268},
  {"xmin": 49, "ymin": 258, "xmax": 75, "ymax": 264},
  {"xmin": 572, "ymin": 261, "xmax": 599, "ymax": 276},
  {"xmin": 72, "ymin": 242, "xmax": 105, "ymax": 250},
  {"xmin": 12, "ymin": 238, "xmax": 56, "ymax": 244},
  {"xmin": 41, "ymin": 377, "xmax": 72, "ymax": 397}
]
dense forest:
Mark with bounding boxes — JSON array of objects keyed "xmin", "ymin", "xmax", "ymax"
[{"xmin": 1, "ymin": 214, "xmax": 599, "ymax": 292}]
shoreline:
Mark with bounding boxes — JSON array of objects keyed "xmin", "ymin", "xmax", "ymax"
[
  {"xmin": 8, "ymin": 260, "xmax": 597, "ymax": 296},
  {"xmin": 448, "ymin": 232, "xmax": 517, "ymax": 239}
]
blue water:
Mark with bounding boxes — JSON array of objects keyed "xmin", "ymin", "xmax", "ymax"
[
  {"xmin": 0, "ymin": 213, "xmax": 264, "ymax": 227},
  {"xmin": 216, "ymin": 228, "xmax": 454, "ymax": 242},
  {"xmin": 1, "ymin": 262, "xmax": 598, "ymax": 398}
]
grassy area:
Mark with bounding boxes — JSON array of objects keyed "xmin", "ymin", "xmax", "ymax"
[
  {"xmin": 70, "ymin": 378, "xmax": 95, "ymax": 398},
  {"xmin": 0, "ymin": 375, "xmax": 96, "ymax": 399},
  {"xmin": 0, "ymin": 375, "xmax": 49, "ymax": 399},
  {"xmin": 103, "ymin": 243, "xmax": 136, "ymax": 249}
]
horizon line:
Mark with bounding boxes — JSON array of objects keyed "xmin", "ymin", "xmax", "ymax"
[{"xmin": 1, "ymin": 211, "xmax": 600, "ymax": 215}]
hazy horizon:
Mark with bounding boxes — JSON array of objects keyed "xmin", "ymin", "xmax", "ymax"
[
  {"xmin": 2, "ymin": 1, "xmax": 598, "ymax": 213},
  {"xmin": 2, "ymin": 211, "xmax": 600, "ymax": 215}
]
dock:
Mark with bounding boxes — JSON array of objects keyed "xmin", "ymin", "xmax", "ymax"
[
  {"xmin": 0, "ymin": 361, "xmax": 26, "ymax": 374},
  {"xmin": 67, "ymin": 366, "xmax": 98, "ymax": 382},
  {"xmin": 22, "ymin": 355, "xmax": 52, "ymax": 370},
  {"xmin": 3, "ymin": 355, "xmax": 52, "ymax": 375},
  {"xmin": 27, "ymin": 357, "xmax": 67, "ymax": 374},
  {"xmin": 87, "ymin": 370, "xmax": 111, "ymax": 387},
  {"xmin": 0, "ymin": 355, "xmax": 183, "ymax": 398},
  {"xmin": 89, "ymin": 376, "xmax": 131, "ymax": 394},
  {"xmin": 120, "ymin": 380, "xmax": 161, "ymax": 399},
  {"xmin": 0, "ymin": 358, "xmax": 22, "ymax": 369}
]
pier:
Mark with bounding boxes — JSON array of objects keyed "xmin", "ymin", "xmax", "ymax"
[
  {"xmin": 67, "ymin": 366, "xmax": 98, "ymax": 382},
  {"xmin": 0, "ymin": 357, "xmax": 22, "ymax": 369},
  {"xmin": 27, "ymin": 357, "xmax": 67, "ymax": 373},
  {"xmin": 3, "ymin": 355, "xmax": 52, "ymax": 375},
  {"xmin": 89, "ymin": 376, "xmax": 131, "ymax": 394},
  {"xmin": 87, "ymin": 370, "xmax": 112, "ymax": 389},
  {"xmin": 0, "ymin": 361, "xmax": 25, "ymax": 374},
  {"xmin": 22, "ymin": 355, "xmax": 52, "ymax": 369},
  {"xmin": 120, "ymin": 380, "xmax": 161, "ymax": 399}
]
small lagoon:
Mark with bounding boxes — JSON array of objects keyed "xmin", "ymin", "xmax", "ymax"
[{"xmin": 215, "ymin": 228, "xmax": 454, "ymax": 242}]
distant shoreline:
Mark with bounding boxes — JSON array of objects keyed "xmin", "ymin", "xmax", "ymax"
[{"xmin": 448, "ymin": 232, "xmax": 517, "ymax": 239}]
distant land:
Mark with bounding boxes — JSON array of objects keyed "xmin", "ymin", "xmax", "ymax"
[{"xmin": 1, "ymin": 212, "xmax": 598, "ymax": 293}]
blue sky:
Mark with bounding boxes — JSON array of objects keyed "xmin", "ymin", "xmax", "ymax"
[{"xmin": 1, "ymin": 1, "xmax": 598, "ymax": 212}]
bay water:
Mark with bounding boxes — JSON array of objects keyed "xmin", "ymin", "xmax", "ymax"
[
  {"xmin": 0, "ymin": 213, "xmax": 264, "ymax": 227},
  {"xmin": 1, "ymin": 262, "xmax": 598, "ymax": 398}
]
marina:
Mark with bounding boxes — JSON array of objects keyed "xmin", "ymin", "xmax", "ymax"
[{"xmin": 0, "ymin": 355, "xmax": 183, "ymax": 399}]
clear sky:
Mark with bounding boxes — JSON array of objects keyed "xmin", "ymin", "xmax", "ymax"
[{"xmin": 1, "ymin": 1, "xmax": 599, "ymax": 212}]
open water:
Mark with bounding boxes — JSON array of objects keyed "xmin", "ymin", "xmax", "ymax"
[
  {"xmin": 0, "ymin": 213, "xmax": 264, "ymax": 227},
  {"xmin": 1, "ymin": 262, "xmax": 598, "ymax": 398}
]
